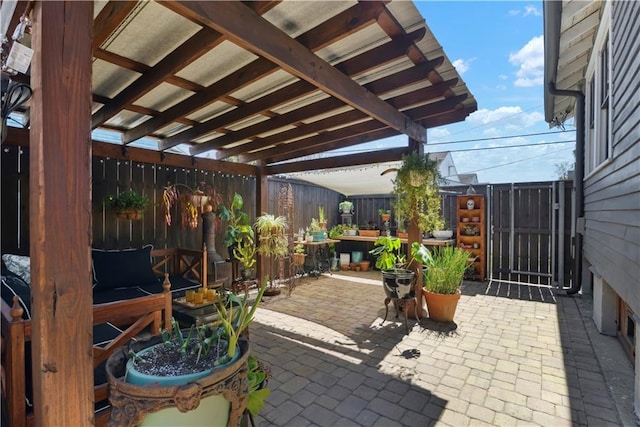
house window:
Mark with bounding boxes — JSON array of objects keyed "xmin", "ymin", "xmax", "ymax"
[{"xmin": 586, "ymin": 31, "xmax": 611, "ymax": 174}]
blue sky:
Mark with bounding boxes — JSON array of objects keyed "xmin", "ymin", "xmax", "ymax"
[{"xmin": 343, "ymin": 1, "xmax": 576, "ymax": 184}]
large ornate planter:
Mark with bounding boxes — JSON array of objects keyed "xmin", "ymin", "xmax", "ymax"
[
  {"xmin": 381, "ymin": 269, "xmax": 415, "ymax": 300},
  {"xmin": 106, "ymin": 337, "xmax": 250, "ymax": 427}
]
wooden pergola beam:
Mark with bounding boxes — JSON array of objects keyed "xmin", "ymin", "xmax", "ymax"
[
  {"xmin": 241, "ymin": 95, "xmax": 468, "ymax": 164},
  {"xmin": 266, "ymin": 147, "xmax": 408, "ymax": 175},
  {"xmin": 124, "ymin": 1, "xmax": 386, "ymax": 145},
  {"xmin": 170, "ymin": 1, "xmax": 429, "ymax": 144},
  {"xmin": 186, "ymin": 29, "xmax": 433, "ymax": 155},
  {"xmin": 29, "ymin": 2, "xmax": 94, "ymax": 424}
]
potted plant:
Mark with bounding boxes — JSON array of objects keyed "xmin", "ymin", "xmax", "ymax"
[
  {"xmin": 107, "ymin": 189, "xmax": 150, "ymax": 220},
  {"xmin": 421, "ymin": 246, "xmax": 472, "ymax": 322},
  {"xmin": 308, "ymin": 218, "xmax": 324, "ymax": 241},
  {"xmin": 431, "ymin": 217, "xmax": 453, "ymax": 239},
  {"xmin": 233, "ymin": 235, "xmax": 257, "ymax": 280},
  {"xmin": 106, "ymin": 279, "xmax": 269, "ymax": 426},
  {"xmin": 292, "ymin": 243, "xmax": 306, "ymax": 267},
  {"xmin": 317, "ymin": 206, "xmax": 327, "ymax": 230},
  {"xmin": 368, "ymin": 236, "xmax": 414, "ymax": 300},
  {"xmin": 218, "ymin": 193, "xmax": 254, "ymax": 259},
  {"xmin": 338, "ymin": 200, "xmax": 353, "ymax": 214},
  {"xmin": 378, "ymin": 209, "xmax": 391, "ymax": 223},
  {"xmin": 392, "ymin": 152, "xmax": 443, "ymax": 236},
  {"xmin": 255, "ymin": 213, "xmax": 289, "ymax": 295},
  {"xmin": 162, "ymin": 181, "xmax": 223, "ymax": 230}
]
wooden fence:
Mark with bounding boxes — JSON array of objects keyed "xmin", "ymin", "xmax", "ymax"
[{"xmin": 2, "ymin": 146, "xmax": 574, "ymax": 286}]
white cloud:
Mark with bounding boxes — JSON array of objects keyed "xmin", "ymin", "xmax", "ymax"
[
  {"xmin": 509, "ymin": 35, "xmax": 544, "ymax": 87},
  {"xmin": 524, "ymin": 5, "xmax": 541, "ymax": 16},
  {"xmin": 428, "ymin": 127, "xmax": 451, "ymax": 142},
  {"xmin": 467, "ymin": 106, "xmax": 544, "ymax": 132},
  {"xmin": 452, "ymin": 58, "xmax": 475, "ymax": 75}
]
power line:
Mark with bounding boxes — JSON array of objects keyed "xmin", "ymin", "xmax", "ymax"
[
  {"xmin": 462, "ymin": 147, "xmax": 574, "ymax": 174},
  {"xmin": 433, "ymin": 139, "xmax": 574, "ymax": 154},
  {"xmin": 428, "ymin": 130, "xmax": 572, "ymax": 146}
]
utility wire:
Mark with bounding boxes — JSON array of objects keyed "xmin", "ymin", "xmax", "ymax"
[
  {"xmin": 433, "ymin": 140, "xmax": 574, "ymax": 154},
  {"xmin": 461, "ymin": 147, "xmax": 574, "ymax": 174},
  {"xmin": 428, "ymin": 130, "xmax": 572, "ymax": 146}
]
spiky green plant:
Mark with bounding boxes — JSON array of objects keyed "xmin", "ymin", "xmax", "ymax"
[{"xmin": 423, "ymin": 247, "xmax": 473, "ymax": 294}]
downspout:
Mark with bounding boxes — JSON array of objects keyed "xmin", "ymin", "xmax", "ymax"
[{"xmin": 547, "ymin": 82, "xmax": 584, "ymax": 295}]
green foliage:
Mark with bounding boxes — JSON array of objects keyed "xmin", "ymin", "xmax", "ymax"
[
  {"xmin": 338, "ymin": 200, "xmax": 353, "ymax": 213},
  {"xmin": 293, "ymin": 243, "xmax": 305, "ymax": 254},
  {"xmin": 255, "ymin": 213, "xmax": 289, "ymax": 258},
  {"xmin": 369, "ymin": 236, "xmax": 404, "ymax": 270},
  {"xmin": 423, "ymin": 247, "xmax": 473, "ymax": 294},
  {"xmin": 246, "ymin": 355, "xmax": 271, "ymax": 416},
  {"xmin": 107, "ymin": 190, "xmax": 150, "ymax": 212},
  {"xmin": 318, "ymin": 206, "xmax": 326, "ymax": 222},
  {"xmin": 378, "ymin": 209, "xmax": 391, "ymax": 216},
  {"xmin": 392, "ymin": 152, "xmax": 443, "ymax": 233},
  {"xmin": 233, "ymin": 236, "xmax": 256, "ymax": 268},
  {"xmin": 216, "ymin": 277, "xmax": 268, "ymax": 361},
  {"xmin": 218, "ymin": 193, "xmax": 254, "ymax": 248},
  {"xmin": 159, "ymin": 318, "xmax": 227, "ymax": 365}
]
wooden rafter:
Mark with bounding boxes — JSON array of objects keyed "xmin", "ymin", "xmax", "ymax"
[
  {"xmin": 170, "ymin": 1, "xmax": 429, "ymax": 144},
  {"xmin": 186, "ymin": 28, "xmax": 431, "ymax": 155}
]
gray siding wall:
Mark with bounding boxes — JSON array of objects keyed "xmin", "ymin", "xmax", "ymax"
[{"xmin": 583, "ymin": 0, "xmax": 640, "ymax": 314}]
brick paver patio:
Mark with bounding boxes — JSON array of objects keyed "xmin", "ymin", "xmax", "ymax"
[{"xmin": 249, "ymin": 272, "xmax": 635, "ymax": 426}]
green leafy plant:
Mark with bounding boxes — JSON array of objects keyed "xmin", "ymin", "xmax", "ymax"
[
  {"xmin": 216, "ymin": 277, "xmax": 268, "ymax": 361},
  {"xmin": 255, "ymin": 213, "xmax": 289, "ymax": 291},
  {"xmin": 246, "ymin": 355, "xmax": 271, "ymax": 416},
  {"xmin": 378, "ymin": 209, "xmax": 391, "ymax": 216},
  {"xmin": 369, "ymin": 236, "xmax": 405, "ymax": 270},
  {"xmin": 308, "ymin": 218, "xmax": 322, "ymax": 233},
  {"xmin": 392, "ymin": 152, "xmax": 443, "ymax": 234},
  {"xmin": 338, "ymin": 200, "xmax": 353, "ymax": 214},
  {"xmin": 318, "ymin": 206, "xmax": 326, "ymax": 223},
  {"xmin": 107, "ymin": 190, "xmax": 150, "ymax": 212},
  {"xmin": 422, "ymin": 247, "xmax": 472, "ymax": 294},
  {"xmin": 293, "ymin": 243, "xmax": 305, "ymax": 254},
  {"xmin": 233, "ymin": 236, "xmax": 257, "ymax": 268},
  {"xmin": 218, "ymin": 192, "xmax": 254, "ymax": 248}
]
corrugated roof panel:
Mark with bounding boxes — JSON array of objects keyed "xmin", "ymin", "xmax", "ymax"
[
  {"xmin": 175, "ymin": 40, "xmax": 258, "ymax": 87},
  {"xmin": 105, "ymin": 110, "xmax": 152, "ymax": 129},
  {"xmin": 315, "ymin": 25, "xmax": 390, "ymax": 65},
  {"xmin": 134, "ymin": 82, "xmax": 194, "ymax": 112},
  {"xmin": 262, "ymin": 1, "xmax": 356, "ymax": 39},
  {"xmin": 186, "ymin": 101, "xmax": 236, "ymax": 123},
  {"xmin": 156, "ymin": 122, "xmax": 190, "ymax": 139},
  {"xmin": 229, "ymin": 70, "xmax": 299, "ymax": 104},
  {"xmin": 100, "ymin": 2, "xmax": 200, "ymax": 67},
  {"xmin": 270, "ymin": 91, "xmax": 331, "ymax": 115},
  {"xmin": 92, "ymin": 59, "xmax": 140, "ymax": 99}
]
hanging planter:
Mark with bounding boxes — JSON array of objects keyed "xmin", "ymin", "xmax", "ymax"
[{"xmin": 107, "ymin": 190, "xmax": 149, "ymax": 221}]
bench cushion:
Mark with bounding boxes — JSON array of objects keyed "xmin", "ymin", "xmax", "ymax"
[
  {"xmin": 1, "ymin": 273, "xmax": 31, "ymax": 319},
  {"xmin": 1, "ymin": 254, "xmax": 31, "ymax": 285},
  {"xmin": 92, "ymin": 245, "xmax": 157, "ymax": 291}
]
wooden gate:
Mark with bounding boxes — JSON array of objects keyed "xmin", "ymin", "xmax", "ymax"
[{"xmin": 489, "ymin": 181, "xmax": 574, "ymax": 287}]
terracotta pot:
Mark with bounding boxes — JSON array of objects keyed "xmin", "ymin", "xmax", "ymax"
[
  {"xmin": 340, "ymin": 264, "xmax": 349, "ymax": 271},
  {"xmin": 380, "ymin": 214, "xmax": 391, "ymax": 222},
  {"xmin": 293, "ymin": 253, "xmax": 305, "ymax": 266},
  {"xmin": 359, "ymin": 260, "xmax": 370, "ymax": 271},
  {"xmin": 422, "ymin": 289, "xmax": 461, "ymax": 323}
]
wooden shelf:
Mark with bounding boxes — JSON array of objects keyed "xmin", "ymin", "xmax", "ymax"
[{"xmin": 457, "ymin": 195, "xmax": 486, "ymax": 281}]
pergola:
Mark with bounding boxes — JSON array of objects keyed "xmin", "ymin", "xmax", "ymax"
[{"xmin": 1, "ymin": 1, "xmax": 476, "ymax": 424}]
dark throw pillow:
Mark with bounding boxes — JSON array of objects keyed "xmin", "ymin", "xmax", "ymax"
[{"xmin": 92, "ymin": 245, "xmax": 157, "ymax": 291}]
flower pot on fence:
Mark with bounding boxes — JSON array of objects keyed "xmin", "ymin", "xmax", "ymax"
[
  {"xmin": 423, "ymin": 289, "xmax": 461, "ymax": 323},
  {"xmin": 106, "ymin": 337, "xmax": 250, "ymax": 427}
]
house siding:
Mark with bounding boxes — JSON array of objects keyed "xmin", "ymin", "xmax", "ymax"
[{"xmin": 583, "ymin": 0, "xmax": 640, "ymax": 316}]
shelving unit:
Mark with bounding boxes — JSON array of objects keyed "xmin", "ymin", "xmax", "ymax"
[{"xmin": 456, "ymin": 194, "xmax": 486, "ymax": 281}]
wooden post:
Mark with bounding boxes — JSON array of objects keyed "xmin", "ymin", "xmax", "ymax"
[
  {"xmin": 407, "ymin": 138, "xmax": 426, "ymax": 319},
  {"xmin": 255, "ymin": 160, "xmax": 269, "ymax": 282},
  {"xmin": 29, "ymin": 2, "xmax": 94, "ymax": 425}
]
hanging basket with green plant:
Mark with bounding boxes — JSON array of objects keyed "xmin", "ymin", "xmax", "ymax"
[
  {"xmin": 107, "ymin": 190, "xmax": 150, "ymax": 220},
  {"xmin": 392, "ymin": 152, "xmax": 444, "ymax": 234}
]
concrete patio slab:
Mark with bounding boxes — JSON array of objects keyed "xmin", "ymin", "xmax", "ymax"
[{"xmin": 249, "ymin": 272, "xmax": 637, "ymax": 426}]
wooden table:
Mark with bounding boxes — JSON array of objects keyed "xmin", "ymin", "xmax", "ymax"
[{"xmin": 337, "ymin": 235, "xmax": 455, "ymax": 246}]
